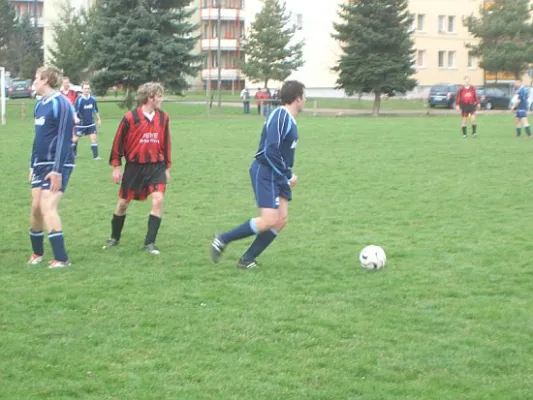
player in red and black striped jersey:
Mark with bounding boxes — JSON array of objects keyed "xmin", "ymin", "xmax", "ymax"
[
  {"xmin": 455, "ymin": 76, "xmax": 480, "ymax": 138},
  {"xmin": 103, "ymin": 82, "xmax": 172, "ymax": 255}
]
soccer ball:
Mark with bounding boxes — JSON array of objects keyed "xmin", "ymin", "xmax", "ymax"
[{"xmin": 359, "ymin": 245, "xmax": 386, "ymax": 270}]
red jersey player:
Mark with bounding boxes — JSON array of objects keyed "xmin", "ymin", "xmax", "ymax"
[
  {"xmin": 60, "ymin": 77, "xmax": 78, "ymax": 106},
  {"xmin": 103, "ymin": 82, "xmax": 172, "ymax": 255},
  {"xmin": 455, "ymin": 76, "xmax": 480, "ymax": 138}
]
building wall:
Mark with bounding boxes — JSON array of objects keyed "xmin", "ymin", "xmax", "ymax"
[{"xmin": 409, "ymin": 0, "xmax": 485, "ymax": 86}]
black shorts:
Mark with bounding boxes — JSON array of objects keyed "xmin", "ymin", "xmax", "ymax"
[
  {"xmin": 120, "ymin": 162, "xmax": 167, "ymax": 201},
  {"xmin": 460, "ymin": 104, "xmax": 476, "ymax": 116}
]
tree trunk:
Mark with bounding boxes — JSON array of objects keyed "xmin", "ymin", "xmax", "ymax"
[
  {"xmin": 264, "ymin": 79, "xmax": 269, "ymax": 89},
  {"xmin": 372, "ymin": 91, "xmax": 381, "ymax": 116}
]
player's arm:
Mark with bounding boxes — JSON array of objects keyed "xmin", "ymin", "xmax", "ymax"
[
  {"xmin": 93, "ymin": 98, "xmax": 102, "ymax": 127},
  {"xmin": 455, "ymin": 88, "xmax": 462, "ymax": 109},
  {"xmin": 109, "ymin": 117, "xmax": 129, "ymax": 167},
  {"xmin": 162, "ymin": 114, "xmax": 171, "ymax": 169},
  {"xmin": 264, "ymin": 109, "xmax": 293, "ymax": 184},
  {"xmin": 52, "ymin": 98, "xmax": 75, "ymax": 174},
  {"xmin": 73, "ymin": 97, "xmax": 80, "ymax": 124}
]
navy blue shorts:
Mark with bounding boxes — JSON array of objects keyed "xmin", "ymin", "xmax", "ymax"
[
  {"xmin": 31, "ymin": 165, "xmax": 74, "ymax": 193},
  {"xmin": 249, "ymin": 160, "xmax": 291, "ymax": 209},
  {"xmin": 516, "ymin": 110, "xmax": 528, "ymax": 119},
  {"xmin": 75, "ymin": 124, "xmax": 97, "ymax": 137}
]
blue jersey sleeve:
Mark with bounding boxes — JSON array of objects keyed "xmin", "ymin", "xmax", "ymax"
[
  {"xmin": 264, "ymin": 108, "xmax": 293, "ymax": 182},
  {"xmin": 92, "ymin": 97, "xmax": 99, "ymax": 114},
  {"xmin": 53, "ymin": 98, "xmax": 74, "ymax": 173},
  {"xmin": 30, "ymin": 103, "xmax": 39, "ymax": 168},
  {"xmin": 74, "ymin": 96, "xmax": 82, "ymax": 118}
]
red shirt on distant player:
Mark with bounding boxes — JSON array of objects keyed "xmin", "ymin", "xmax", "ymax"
[
  {"xmin": 456, "ymin": 85, "xmax": 479, "ymax": 106},
  {"xmin": 109, "ymin": 107, "xmax": 172, "ymax": 168}
]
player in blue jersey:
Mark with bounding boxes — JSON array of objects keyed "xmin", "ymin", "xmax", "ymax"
[
  {"xmin": 210, "ymin": 80, "xmax": 306, "ymax": 269},
  {"xmin": 73, "ymin": 83, "xmax": 102, "ymax": 158},
  {"xmin": 512, "ymin": 79, "xmax": 531, "ymax": 137},
  {"xmin": 27, "ymin": 66, "xmax": 75, "ymax": 268}
]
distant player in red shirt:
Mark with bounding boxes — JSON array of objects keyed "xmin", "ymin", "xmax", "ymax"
[
  {"xmin": 455, "ymin": 76, "xmax": 480, "ymax": 138},
  {"xmin": 60, "ymin": 77, "xmax": 78, "ymax": 106},
  {"xmin": 103, "ymin": 82, "xmax": 172, "ymax": 255}
]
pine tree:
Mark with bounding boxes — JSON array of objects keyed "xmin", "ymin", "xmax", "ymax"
[
  {"xmin": 0, "ymin": 0, "xmax": 17, "ymax": 66},
  {"xmin": 48, "ymin": 1, "xmax": 91, "ymax": 84},
  {"xmin": 87, "ymin": 0, "xmax": 200, "ymax": 108},
  {"xmin": 5, "ymin": 14, "xmax": 43, "ymax": 79},
  {"xmin": 240, "ymin": 0, "xmax": 304, "ymax": 88},
  {"xmin": 465, "ymin": 0, "xmax": 533, "ymax": 79},
  {"xmin": 332, "ymin": 0, "xmax": 417, "ymax": 116}
]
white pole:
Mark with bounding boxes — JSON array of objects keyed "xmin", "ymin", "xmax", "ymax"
[{"xmin": 0, "ymin": 67, "xmax": 6, "ymax": 125}]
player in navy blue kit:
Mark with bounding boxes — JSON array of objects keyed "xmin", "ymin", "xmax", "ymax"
[
  {"xmin": 73, "ymin": 83, "xmax": 102, "ymax": 158},
  {"xmin": 210, "ymin": 81, "xmax": 306, "ymax": 269},
  {"xmin": 27, "ymin": 66, "xmax": 75, "ymax": 268},
  {"xmin": 512, "ymin": 79, "xmax": 531, "ymax": 137}
]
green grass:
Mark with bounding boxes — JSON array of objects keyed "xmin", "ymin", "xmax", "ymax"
[{"xmin": 1, "ymin": 102, "xmax": 533, "ymax": 399}]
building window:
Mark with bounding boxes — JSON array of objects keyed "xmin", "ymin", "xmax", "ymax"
[
  {"xmin": 295, "ymin": 13, "xmax": 303, "ymax": 30},
  {"xmin": 438, "ymin": 51, "xmax": 446, "ymax": 67},
  {"xmin": 448, "ymin": 51, "xmax": 456, "ymax": 68},
  {"xmin": 417, "ymin": 14, "xmax": 425, "ymax": 31},
  {"xmin": 447, "ymin": 16, "xmax": 455, "ymax": 33},
  {"xmin": 438, "ymin": 15, "xmax": 445, "ymax": 33},
  {"xmin": 417, "ymin": 50, "xmax": 425, "ymax": 67},
  {"xmin": 468, "ymin": 53, "xmax": 476, "ymax": 69}
]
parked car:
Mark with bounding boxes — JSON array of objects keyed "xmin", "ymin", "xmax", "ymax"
[
  {"xmin": 428, "ymin": 84, "xmax": 460, "ymax": 109},
  {"xmin": 8, "ymin": 79, "xmax": 34, "ymax": 99},
  {"xmin": 476, "ymin": 87, "xmax": 511, "ymax": 110},
  {"xmin": 508, "ymin": 86, "xmax": 533, "ymax": 111}
]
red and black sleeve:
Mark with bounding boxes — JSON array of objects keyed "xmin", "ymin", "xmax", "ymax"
[
  {"xmin": 162, "ymin": 112, "xmax": 172, "ymax": 169},
  {"xmin": 455, "ymin": 87, "xmax": 463, "ymax": 106},
  {"xmin": 109, "ymin": 115, "xmax": 130, "ymax": 167}
]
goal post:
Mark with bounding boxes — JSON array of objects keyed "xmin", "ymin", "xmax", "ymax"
[{"xmin": 0, "ymin": 66, "xmax": 5, "ymax": 125}]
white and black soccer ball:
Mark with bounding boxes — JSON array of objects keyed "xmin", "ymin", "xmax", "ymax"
[{"xmin": 359, "ymin": 245, "xmax": 386, "ymax": 270}]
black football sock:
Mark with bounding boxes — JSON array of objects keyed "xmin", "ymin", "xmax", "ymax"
[
  {"xmin": 111, "ymin": 214, "xmax": 126, "ymax": 241},
  {"xmin": 144, "ymin": 214, "xmax": 161, "ymax": 245}
]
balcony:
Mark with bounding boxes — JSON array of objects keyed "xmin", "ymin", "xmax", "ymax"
[
  {"xmin": 201, "ymin": 68, "xmax": 240, "ymax": 80},
  {"xmin": 201, "ymin": 38, "xmax": 241, "ymax": 51},
  {"xmin": 201, "ymin": 8, "xmax": 245, "ymax": 21}
]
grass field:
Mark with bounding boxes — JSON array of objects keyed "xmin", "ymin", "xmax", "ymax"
[{"xmin": 1, "ymin": 102, "xmax": 533, "ymax": 399}]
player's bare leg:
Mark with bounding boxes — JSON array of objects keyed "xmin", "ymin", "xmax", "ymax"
[
  {"xmin": 40, "ymin": 189, "xmax": 70, "ymax": 268},
  {"xmin": 103, "ymin": 199, "xmax": 130, "ymax": 249},
  {"xmin": 143, "ymin": 191, "xmax": 164, "ymax": 255},
  {"xmin": 71, "ymin": 134, "xmax": 80, "ymax": 156},
  {"xmin": 471, "ymin": 113, "xmax": 477, "ymax": 138},
  {"xmin": 89, "ymin": 133, "xmax": 100, "ymax": 160},
  {"xmin": 28, "ymin": 188, "xmax": 45, "ymax": 264},
  {"xmin": 238, "ymin": 197, "xmax": 290, "ymax": 269}
]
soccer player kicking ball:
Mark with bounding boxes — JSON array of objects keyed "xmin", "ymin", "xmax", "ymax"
[
  {"xmin": 455, "ymin": 76, "xmax": 480, "ymax": 138},
  {"xmin": 511, "ymin": 79, "xmax": 531, "ymax": 138},
  {"xmin": 103, "ymin": 83, "xmax": 172, "ymax": 255},
  {"xmin": 211, "ymin": 80, "xmax": 306, "ymax": 269},
  {"xmin": 27, "ymin": 66, "xmax": 75, "ymax": 268}
]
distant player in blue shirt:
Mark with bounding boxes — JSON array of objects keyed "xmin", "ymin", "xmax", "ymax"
[
  {"xmin": 28, "ymin": 66, "xmax": 75, "ymax": 268},
  {"xmin": 73, "ymin": 83, "xmax": 102, "ymax": 159},
  {"xmin": 511, "ymin": 79, "xmax": 531, "ymax": 137},
  {"xmin": 210, "ymin": 80, "xmax": 306, "ymax": 269}
]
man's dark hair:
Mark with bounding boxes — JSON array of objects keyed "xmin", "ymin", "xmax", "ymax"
[{"xmin": 281, "ymin": 80, "xmax": 305, "ymax": 105}]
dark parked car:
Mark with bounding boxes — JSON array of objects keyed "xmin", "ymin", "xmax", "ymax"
[
  {"xmin": 8, "ymin": 79, "xmax": 33, "ymax": 99},
  {"xmin": 476, "ymin": 87, "xmax": 511, "ymax": 110},
  {"xmin": 428, "ymin": 84, "xmax": 460, "ymax": 109}
]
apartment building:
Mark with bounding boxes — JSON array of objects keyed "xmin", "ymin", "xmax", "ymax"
[
  {"xmin": 190, "ymin": 0, "xmax": 246, "ymax": 91},
  {"xmin": 9, "ymin": 0, "xmax": 44, "ymax": 31}
]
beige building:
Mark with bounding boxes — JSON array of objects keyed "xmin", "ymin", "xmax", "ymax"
[{"xmin": 409, "ymin": 0, "xmax": 486, "ymax": 87}]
